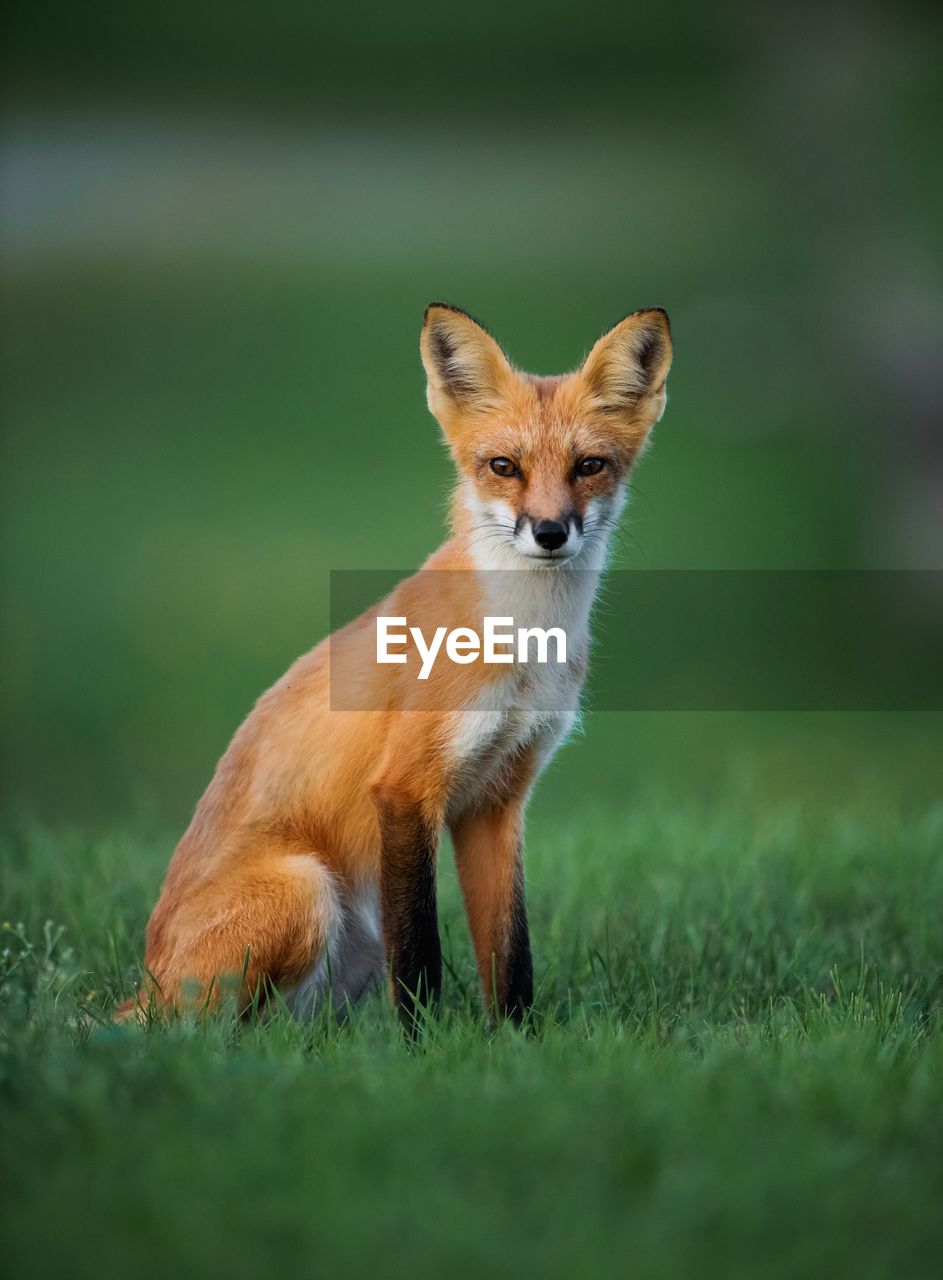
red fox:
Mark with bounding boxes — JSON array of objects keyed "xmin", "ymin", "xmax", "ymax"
[{"xmin": 122, "ymin": 303, "xmax": 672, "ymax": 1030}]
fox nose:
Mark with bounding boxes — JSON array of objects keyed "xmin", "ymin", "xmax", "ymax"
[{"xmin": 533, "ymin": 519, "xmax": 568, "ymax": 551}]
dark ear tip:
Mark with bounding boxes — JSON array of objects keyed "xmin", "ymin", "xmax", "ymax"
[
  {"xmin": 423, "ymin": 301, "xmax": 473, "ymax": 326},
  {"xmin": 633, "ymin": 306, "xmax": 671, "ymax": 335}
]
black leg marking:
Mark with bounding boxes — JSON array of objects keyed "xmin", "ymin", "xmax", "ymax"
[
  {"xmin": 378, "ymin": 807, "xmax": 442, "ymax": 1036},
  {"xmin": 500, "ymin": 859, "xmax": 533, "ymax": 1024}
]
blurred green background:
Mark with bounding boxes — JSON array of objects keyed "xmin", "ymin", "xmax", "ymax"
[{"xmin": 2, "ymin": 1, "xmax": 941, "ymax": 823}]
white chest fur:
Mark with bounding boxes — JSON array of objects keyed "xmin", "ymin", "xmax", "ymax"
[{"xmin": 444, "ymin": 563, "xmax": 596, "ymax": 815}]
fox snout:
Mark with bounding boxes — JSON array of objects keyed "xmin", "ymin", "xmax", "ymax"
[
  {"xmin": 517, "ymin": 512, "xmax": 583, "ymax": 559},
  {"xmin": 529, "ymin": 514, "xmax": 573, "ymax": 550},
  {"xmin": 533, "ymin": 519, "xmax": 568, "ymax": 551}
]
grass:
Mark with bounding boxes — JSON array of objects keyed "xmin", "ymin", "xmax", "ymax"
[{"xmin": 2, "ymin": 789, "xmax": 942, "ymax": 1279}]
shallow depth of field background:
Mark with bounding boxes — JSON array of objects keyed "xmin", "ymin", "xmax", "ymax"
[{"xmin": 1, "ymin": 5, "xmax": 942, "ymax": 1279}]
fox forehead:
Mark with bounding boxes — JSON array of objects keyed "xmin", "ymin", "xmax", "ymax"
[
  {"xmin": 458, "ymin": 375, "xmax": 634, "ymax": 471},
  {"xmin": 530, "ymin": 374, "xmax": 565, "ymax": 402}
]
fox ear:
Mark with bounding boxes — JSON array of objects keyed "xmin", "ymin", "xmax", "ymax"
[
  {"xmin": 580, "ymin": 308, "xmax": 673, "ymax": 427},
  {"xmin": 420, "ymin": 303, "xmax": 514, "ymax": 425}
]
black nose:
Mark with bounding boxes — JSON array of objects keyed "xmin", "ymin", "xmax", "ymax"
[{"xmin": 533, "ymin": 519, "xmax": 568, "ymax": 551}]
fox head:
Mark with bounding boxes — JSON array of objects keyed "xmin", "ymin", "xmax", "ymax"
[{"xmin": 420, "ymin": 303, "xmax": 672, "ymax": 566}]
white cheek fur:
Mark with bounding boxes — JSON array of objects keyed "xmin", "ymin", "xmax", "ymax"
[
  {"xmin": 461, "ymin": 486, "xmax": 521, "ymax": 570},
  {"xmin": 462, "ymin": 479, "xmax": 626, "ymax": 571}
]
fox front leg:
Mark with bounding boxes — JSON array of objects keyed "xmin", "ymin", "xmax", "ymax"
[
  {"xmin": 450, "ymin": 796, "xmax": 534, "ymax": 1025},
  {"xmin": 374, "ymin": 789, "xmax": 442, "ymax": 1034}
]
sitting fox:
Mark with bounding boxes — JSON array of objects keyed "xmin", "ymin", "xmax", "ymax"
[{"xmin": 122, "ymin": 303, "xmax": 672, "ymax": 1029}]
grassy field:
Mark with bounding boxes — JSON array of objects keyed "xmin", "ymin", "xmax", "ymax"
[{"xmin": 2, "ymin": 783, "xmax": 942, "ymax": 1279}]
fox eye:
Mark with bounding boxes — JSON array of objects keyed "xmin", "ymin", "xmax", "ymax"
[
  {"xmin": 576, "ymin": 457, "xmax": 606, "ymax": 477},
  {"xmin": 490, "ymin": 457, "xmax": 519, "ymax": 477}
]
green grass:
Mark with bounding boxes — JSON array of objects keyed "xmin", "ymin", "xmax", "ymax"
[{"xmin": 2, "ymin": 791, "xmax": 941, "ymax": 1279}]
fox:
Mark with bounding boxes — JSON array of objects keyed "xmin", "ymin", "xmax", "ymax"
[{"xmin": 120, "ymin": 302, "xmax": 672, "ymax": 1031}]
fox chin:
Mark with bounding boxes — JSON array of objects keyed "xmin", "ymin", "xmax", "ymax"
[{"xmin": 119, "ymin": 302, "xmax": 672, "ymax": 1033}]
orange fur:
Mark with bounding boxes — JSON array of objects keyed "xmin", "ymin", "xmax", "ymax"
[
  {"xmin": 128, "ymin": 303, "xmax": 672, "ymax": 1024},
  {"xmin": 450, "ymin": 745, "xmax": 536, "ymax": 1015}
]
